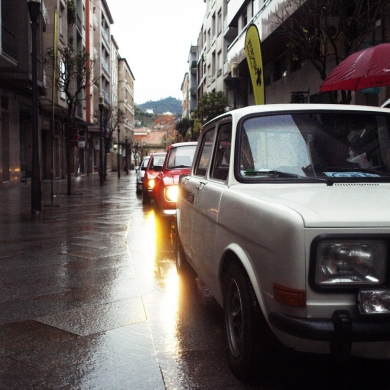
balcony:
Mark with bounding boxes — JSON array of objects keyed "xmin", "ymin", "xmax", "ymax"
[
  {"xmin": 101, "ymin": 58, "xmax": 110, "ymax": 76},
  {"xmin": 102, "ymin": 89, "xmax": 110, "ymax": 105},
  {"xmin": 101, "ymin": 29, "xmax": 110, "ymax": 46},
  {"xmin": 76, "ymin": 14, "xmax": 82, "ymax": 35}
]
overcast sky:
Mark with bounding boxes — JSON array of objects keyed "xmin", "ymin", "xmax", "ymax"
[{"xmin": 107, "ymin": 1, "xmax": 206, "ymax": 105}]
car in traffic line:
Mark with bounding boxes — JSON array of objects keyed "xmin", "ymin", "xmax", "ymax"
[
  {"xmin": 142, "ymin": 152, "xmax": 166, "ymax": 204},
  {"xmin": 136, "ymin": 155, "xmax": 150, "ymax": 194},
  {"xmin": 153, "ymin": 142, "xmax": 197, "ymax": 216},
  {"xmin": 175, "ymin": 103, "xmax": 390, "ymax": 377}
]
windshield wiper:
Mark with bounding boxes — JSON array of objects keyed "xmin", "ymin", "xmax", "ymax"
[
  {"xmin": 244, "ymin": 170, "xmax": 301, "ymax": 178},
  {"xmin": 245, "ymin": 169, "xmax": 334, "ymax": 185}
]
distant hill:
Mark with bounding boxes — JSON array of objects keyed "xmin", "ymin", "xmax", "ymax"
[{"xmin": 137, "ymin": 97, "xmax": 182, "ymax": 115}]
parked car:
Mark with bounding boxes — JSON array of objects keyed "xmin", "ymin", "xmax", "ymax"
[
  {"xmin": 175, "ymin": 104, "xmax": 390, "ymax": 377},
  {"xmin": 153, "ymin": 142, "xmax": 197, "ymax": 216},
  {"xmin": 382, "ymin": 98, "xmax": 390, "ymax": 108},
  {"xmin": 136, "ymin": 155, "xmax": 150, "ymax": 194},
  {"xmin": 142, "ymin": 152, "xmax": 166, "ymax": 204}
]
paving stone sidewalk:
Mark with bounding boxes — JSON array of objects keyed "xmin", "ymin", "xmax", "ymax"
[{"xmin": 0, "ymin": 174, "xmax": 166, "ymax": 389}]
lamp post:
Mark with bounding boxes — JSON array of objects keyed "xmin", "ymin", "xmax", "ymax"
[
  {"xmin": 99, "ymin": 92, "xmax": 104, "ymax": 186},
  {"xmin": 28, "ymin": 0, "xmax": 42, "ymax": 215},
  {"xmin": 117, "ymin": 126, "xmax": 120, "ymax": 179}
]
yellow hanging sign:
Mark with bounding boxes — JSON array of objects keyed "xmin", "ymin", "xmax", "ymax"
[{"xmin": 245, "ymin": 24, "xmax": 265, "ymax": 105}]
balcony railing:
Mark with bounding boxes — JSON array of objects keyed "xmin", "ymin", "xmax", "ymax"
[
  {"xmin": 76, "ymin": 14, "xmax": 82, "ymax": 34},
  {"xmin": 101, "ymin": 29, "xmax": 110, "ymax": 46},
  {"xmin": 101, "ymin": 58, "xmax": 110, "ymax": 75},
  {"xmin": 102, "ymin": 89, "xmax": 110, "ymax": 105}
]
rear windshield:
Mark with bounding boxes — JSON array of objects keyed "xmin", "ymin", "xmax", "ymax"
[
  {"xmin": 237, "ymin": 111, "xmax": 390, "ymax": 183},
  {"xmin": 166, "ymin": 145, "xmax": 197, "ymax": 169}
]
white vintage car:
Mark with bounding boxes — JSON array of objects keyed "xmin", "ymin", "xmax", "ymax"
[{"xmin": 175, "ymin": 104, "xmax": 390, "ymax": 377}]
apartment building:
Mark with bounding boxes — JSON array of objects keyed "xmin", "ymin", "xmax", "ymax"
[
  {"xmin": 0, "ymin": 0, "xmax": 136, "ymax": 186},
  {"xmin": 118, "ymin": 57, "xmax": 135, "ymax": 169},
  {"xmin": 188, "ymin": 0, "xmax": 390, "ymax": 113},
  {"xmin": 0, "ymin": 0, "xmax": 47, "ymax": 184}
]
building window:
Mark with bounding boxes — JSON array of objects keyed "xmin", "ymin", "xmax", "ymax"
[
  {"xmin": 217, "ymin": 9, "xmax": 222, "ymax": 35},
  {"xmin": 273, "ymin": 55, "xmax": 287, "ymax": 82},
  {"xmin": 212, "ymin": 51, "xmax": 216, "ymax": 76}
]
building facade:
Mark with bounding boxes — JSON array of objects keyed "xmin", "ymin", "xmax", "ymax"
[
  {"xmin": 0, "ymin": 0, "xmax": 136, "ymax": 187},
  {"xmin": 187, "ymin": 0, "xmax": 390, "ymax": 115}
]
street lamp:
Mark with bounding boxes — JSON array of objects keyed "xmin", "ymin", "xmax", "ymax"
[
  {"xmin": 117, "ymin": 126, "xmax": 120, "ymax": 179},
  {"xmin": 99, "ymin": 92, "xmax": 104, "ymax": 186},
  {"xmin": 28, "ymin": 0, "xmax": 42, "ymax": 215}
]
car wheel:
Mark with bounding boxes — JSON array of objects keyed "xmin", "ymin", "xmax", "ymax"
[
  {"xmin": 223, "ymin": 261, "xmax": 279, "ymax": 378},
  {"xmin": 175, "ymin": 234, "xmax": 196, "ymax": 279},
  {"xmin": 142, "ymin": 189, "xmax": 150, "ymax": 204}
]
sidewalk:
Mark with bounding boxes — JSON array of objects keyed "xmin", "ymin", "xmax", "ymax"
[{"xmin": 0, "ymin": 173, "xmax": 166, "ymax": 389}]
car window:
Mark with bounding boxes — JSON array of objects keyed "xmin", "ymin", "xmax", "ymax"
[
  {"xmin": 211, "ymin": 123, "xmax": 232, "ymax": 181},
  {"xmin": 194, "ymin": 128, "xmax": 216, "ymax": 177},
  {"xmin": 238, "ymin": 112, "xmax": 390, "ymax": 181}
]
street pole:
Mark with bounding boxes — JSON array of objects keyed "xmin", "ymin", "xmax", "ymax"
[
  {"xmin": 117, "ymin": 127, "xmax": 120, "ymax": 179},
  {"xmin": 99, "ymin": 93, "xmax": 104, "ymax": 186},
  {"xmin": 28, "ymin": 0, "xmax": 42, "ymax": 215}
]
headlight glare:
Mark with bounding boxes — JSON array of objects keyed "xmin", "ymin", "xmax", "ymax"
[
  {"xmin": 165, "ymin": 185, "xmax": 178, "ymax": 202},
  {"xmin": 148, "ymin": 179, "xmax": 155, "ymax": 189},
  {"xmin": 315, "ymin": 240, "xmax": 386, "ymax": 286}
]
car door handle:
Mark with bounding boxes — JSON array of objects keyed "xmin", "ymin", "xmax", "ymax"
[{"xmin": 196, "ymin": 181, "xmax": 207, "ymax": 190}]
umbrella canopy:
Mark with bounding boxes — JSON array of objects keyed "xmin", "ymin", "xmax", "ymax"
[{"xmin": 320, "ymin": 43, "xmax": 390, "ymax": 92}]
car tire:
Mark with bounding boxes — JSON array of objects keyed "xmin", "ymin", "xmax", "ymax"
[
  {"xmin": 223, "ymin": 261, "xmax": 280, "ymax": 378},
  {"xmin": 142, "ymin": 189, "xmax": 150, "ymax": 204},
  {"xmin": 175, "ymin": 234, "xmax": 196, "ymax": 279}
]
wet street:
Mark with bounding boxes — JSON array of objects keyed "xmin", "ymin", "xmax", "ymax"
[{"xmin": 1, "ymin": 172, "xmax": 390, "ymax": 389}]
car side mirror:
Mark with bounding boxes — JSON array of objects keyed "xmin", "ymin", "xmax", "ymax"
[{"xmin": 153, "ymin": 165, "xmax": 163, "ymax": 172}]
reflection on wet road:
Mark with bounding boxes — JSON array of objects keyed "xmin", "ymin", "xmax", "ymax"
[{"xmin": 0, "ymin": 174, "xmax": 389, "ymax": 389}]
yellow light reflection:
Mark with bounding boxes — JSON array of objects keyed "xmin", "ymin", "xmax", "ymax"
[
  {"xmin": 144, "ymin": 209, "xmax": 181, "ymax": 351},
  {"xmin": 161, "ymin": 267, "xmax": 180, "ymax": 350},
  {"xmin": 144, "ymin": 210, "xmax": 157, "ymax": 257}
]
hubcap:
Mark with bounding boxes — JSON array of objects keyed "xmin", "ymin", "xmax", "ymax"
[{"xmin": 226, "ymin": 278, "xmax": 243, "ymax": 358}]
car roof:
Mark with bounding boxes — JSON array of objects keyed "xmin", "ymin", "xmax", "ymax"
[
  {"xmin": 381, "ymin": 98, "xmax": 390, "ymax": 108},
  {"xmin": 168, "ymin": 142, "xmax": 198, "ymax": 148},
  {"xmin": 203, "ymin": 103, "xmax": 390, "ymax": 127}
]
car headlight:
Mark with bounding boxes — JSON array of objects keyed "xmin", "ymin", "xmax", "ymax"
[
  {"xmin": 164, "ymin": 185, "xmax": 178, "ymax": 202},
  {"xmin": 147, "ymin": 179, "xmax": 155, "ymax": 189},
  {"xmin": 314, "ymin": 239, "xmax": 387, "ymax": 286}
]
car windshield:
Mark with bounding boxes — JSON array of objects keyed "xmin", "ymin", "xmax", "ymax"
[
  {"xmin": 166, "ymin": 145, "xmax": 196, "ymax": 169},
  {"xmin": 238, "ymin": 111, "xmax": 390, "ymax": 183}
]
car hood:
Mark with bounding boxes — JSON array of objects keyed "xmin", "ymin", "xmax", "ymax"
[
  {"xmin": 234, "ymin": 183, "xmax": 390, "ymax": 228},
  {"xmin": 161, "ymin": 169, "xmax": 191, "ymax": 184}
]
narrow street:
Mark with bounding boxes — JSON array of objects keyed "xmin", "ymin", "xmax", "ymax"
[{"xmin": 1, "ymin": 173, "xmax": 389, "ymax": 389}]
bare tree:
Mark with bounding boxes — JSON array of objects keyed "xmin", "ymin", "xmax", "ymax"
[
  {"xmin": 45, "ymin": 46, "xmax": 99, "ymax": 194},
  {"xmin": 274, "ymin": 0, "xmax": 390, "ymax": 103},
  {"xmin": 103, "ymin": 106, "xmax": 126, "ymax": 178}
]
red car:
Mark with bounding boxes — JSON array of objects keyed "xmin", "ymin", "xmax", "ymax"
[
  {"xmin": 142, "ymin": 152, "xmax": 166, "ymax": 204},
  {"xmin": 153, "ymin": 142, "xmax": 197, "ymax": 216}
]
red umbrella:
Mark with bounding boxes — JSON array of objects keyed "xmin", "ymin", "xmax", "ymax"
[{"xmin": 320, "ymin": 43, "xmax": 390, "ymax": 92}]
